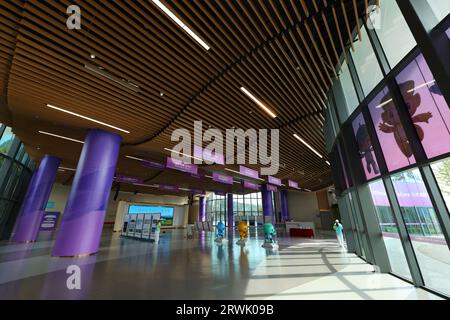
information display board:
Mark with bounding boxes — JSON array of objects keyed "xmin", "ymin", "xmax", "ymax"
[
  {"xmin": 122, "ymin": 214, "xmax": 130, "ymax": 234},
  {"xmin": 149, "ymin": 213, "xmax": 161, "ymax": 242},
  {"xmin": 134, "ymin": 214, "xmax": 145, "ymax": 238},
  {"xmin": 141, "ymin": 215, "xmax": 153, "ymax": 239},
  {"xmin": 39, "ymin": 212, "xmax": 60, "ymax": 231},
  {"xmin": 127, "ymin": 216, "xmax": 136, "ymax": 236}
]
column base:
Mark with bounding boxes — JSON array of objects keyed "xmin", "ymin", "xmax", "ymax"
[{"xmin": 52, "ymin": 252, "xmax": 97, "ymax": 258}]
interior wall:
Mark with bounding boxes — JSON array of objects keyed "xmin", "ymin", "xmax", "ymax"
[
  {"xmin": 47, "ymin": 183, "xmax": 190, "ymax": 228},
  {"xmin": 287, "ymin": 190, "xmax": 322, "ymax": 229}
]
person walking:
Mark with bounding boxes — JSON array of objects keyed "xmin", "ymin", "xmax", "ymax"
[{"xmin": 333, "ymin": 219, "xmax": 346, "ymax": 250}]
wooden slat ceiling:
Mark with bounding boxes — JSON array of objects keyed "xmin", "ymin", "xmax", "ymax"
[{"xmin": 0, "ymin": 0, "xmax": 369, "ymax": 193}]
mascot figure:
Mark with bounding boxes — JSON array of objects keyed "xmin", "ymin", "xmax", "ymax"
[
  {"xmin": 262, "ymin": 223, "xmax": 278, "ymax": 249},
  {"xmin": 215, "ymin": 221, "xmax": 227, "ymax": 244},
  {"xmin": 236, "ymin": 221, "xmax": 248, "ymax": 246}
]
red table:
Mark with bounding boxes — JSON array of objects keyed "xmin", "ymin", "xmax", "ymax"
[{"xmin": 290, "ymin": 228, "xmax": 314, "ymax": 238}]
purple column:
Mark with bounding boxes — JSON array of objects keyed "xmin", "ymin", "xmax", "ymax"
[
  {"xmin": 280, "ymin": 190, "xmax": 290, "ymax": 222},
  {"xmin": 199, "ymin": 196, "xmax": 206, "ymax": 222},
  {"xmin": 11, "ymin": 155, "xmax": 60, "ymax": 243},
  {"xmin": 227, "ymin": 193, "xmax": 234, "ymax": 229},
  {"xmin": 261, "ymin": 185, "xmax": 275, "ymax": 225},
  {"xmin": 52, "ymin": 129, "xmax": 122, "ymax": 257}
]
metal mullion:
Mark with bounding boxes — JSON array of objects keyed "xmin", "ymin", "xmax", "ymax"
[
  {"xmin": 0, "ymin": 125, "xmax": 5, "ymax": 137},
  {"xmin": 383, "ymin": 176, "xmax": 425, "ymax": 287},
  {"xmin": 419, "ymin": 165, "xmax": 450, "ymax": 247},
  {"xmin": 346, "ymin": 39, "xmax": 365, "ymax": 103},
  {"xmin": 363, "ymin": 16, "xmax": 391, "ymax": 76}
]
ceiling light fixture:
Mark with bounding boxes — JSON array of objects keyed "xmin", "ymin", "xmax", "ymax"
[
  {"xmin": 164, "ymin": 148, "xmax": 203, "ymax": 162},
  {"xmin": 126, "ymin": 155, "xmax": 144, "ymax": 162},
  {"xmin": 38, "ymin": 130, "xmax": 84, "ymax": 144},
  {"xmin": 304, "ymin": 188, "xmax": 312, "ymax": 192},
  {"xmin": 46, "ymin": 104, "xmax": 130, "ymax": 134},
  {"xmin": 225, "ymin": 168, "xmax": 265, "ymax": 181},
  {"xmin": 240, "ymin": 87, "xmax": 277, "ymax": 118},
  {"xmin": 293, "ymin": 134, "xmax": 323, "ymax": 159},
  {"xmin": 375, "ymin": 98, "xmax": 393, "ymax": 109},
  {"xmin": 90, "ymin": 53, "xmax": 96, "ymax": 59},
  {"xmin": 152, "ymin": 0, "xmax": 210, "ymax": 51},
  {"xmin": 84, "ymin": 64, "xmax": 140, "ymax": 93},
  {"xmin": 59, "ymin": 166, "xmax": 76, "ymax": 172},
  {"xmin": 407, "ymin": 80, "xmax": 436, "ymax": 93},
  {"xmin": 325, "ymin": 161, "xmax": 330, "ymax": 166}
]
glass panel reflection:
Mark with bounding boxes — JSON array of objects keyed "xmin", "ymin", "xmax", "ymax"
[
  {"xmin": 368, "ymin": 180, "xmax": 411, "ymax": 279},
  {"xmin": 396, "ymin": 54, "xmax": 450, "ymax": 159},
  {"xmin": 391, "ymin": 169, "xmax": 450, "ymax": 296}
]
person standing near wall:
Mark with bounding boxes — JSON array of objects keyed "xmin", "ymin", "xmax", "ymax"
[
  {"xmin": 154, "ymin": 220, "xmax": 161, "ymax": 244},
  {"xmin": 333, "ymin": 219, "xmax": 346, "ymax": 250}
]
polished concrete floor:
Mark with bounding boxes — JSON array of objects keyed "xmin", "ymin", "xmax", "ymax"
[{"xmin": 0, "ymin": 229, "xmax": 442, "ymax": 300}]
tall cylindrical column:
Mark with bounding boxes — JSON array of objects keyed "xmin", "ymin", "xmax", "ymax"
[
  {"xmin": 280, "ymin": 190, "xmax": 290, "ymax": 222},
  {"xmin": 227, "ymin": 193, "xmax": 234, "ymax": 229},
  {"xmin": 52, "ymin": 129, "xmax": 122, "ymax": 257},
  {"xmin": 11, "ymin": 155, "xmax": 61, "ymax": 242},
  {"xmin": 198, "ymin": 196, "xmax": 206, "ymax": 222},
  {"xmin": 261, "ymin": 185, "xmax": 274, "ymax": 225}
]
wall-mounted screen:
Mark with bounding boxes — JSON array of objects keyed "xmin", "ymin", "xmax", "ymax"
[
  {"xmin": 395, "ymin": 54, "xmax": 450, "ymax": 159},
  {"xmin": 352, "ymin": 112, "xmax": 381, "ymax": 181},
  {"xmin": 128, "ymin": 205, "xmax": 174, "ymax": 226},
  {"xmin": 368, "ymin": 86, "xmax": 416, "ymax": 172}
]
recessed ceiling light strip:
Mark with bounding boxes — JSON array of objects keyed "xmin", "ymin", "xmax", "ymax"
[
  {"xmin": 38, "ymin": 130, "xmax": 84, "ymax": 144},
  {"xmin": 240, "ymin": 87, "xmax": 277, "ymax": 118},
  {"xmin": 164, "ymin": 148, "xmax": 203, "ymax": 162},
  {"xmin": 152, "ymin": 0, "xmax": 210, "ymax": 51},
  {"xmin": 293, "ymin": 134, "xmax": 323, "ymax": 159},
  {"xmin": 46, "ymin": 104, "xmax": 130, "ymax": 134}
]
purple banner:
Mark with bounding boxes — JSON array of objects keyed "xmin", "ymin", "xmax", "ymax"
[
  {"xmin": 40, "ymin": 212, "xmax": 60, "ymax": 231},
  {"xmin": 239, "ymin": 165, "xmax": 259, "ymax": 179},
  {"xmin": 191, "ymin": 173, "xmax": 203, "ymax": 179},
  {"xmin": 214, "ymin": 191, "xmax": 227, "ymax": 196},
  {"xmin": 159, "ymin": 184, "xmax": 179, "ymax": 192},
  {"xmin": 267, "ymin": 184, "xmax": 278, "ymax": 192},
  {"xmin": 268, "ymin": 176, "xmax": 282, "ymax": 186},
  {"xmin": 446, "ymin": 27, "xmax": 450, "ymax": 39},
  {"xmin": 243, "ymin": 181, "xmax": 259, "ymax": 190},
  {"xmin": 142, "ymin": 159, "xmax": 165, "ymax": 170},
  {"xmin": 213, "ymin": 172, "xmax": 233, "ymax": 185},
  {"xmin": 194, "ymin": 145, "xmax": 225, "ymax": 165},
  {"xmin": 115, "ymin": 175, "xmax": 144, "ymax": 184},
  {"xmin": 166, "ymin": 157, "xmax": 198, "ymax": 174},
  {"xmin": 288, "ymin": 180, "xmax": 299, "ymax": 189}
]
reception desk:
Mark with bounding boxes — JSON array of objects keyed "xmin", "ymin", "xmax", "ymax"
[{"xmin": 286, "ymin": 221, "xmax": 316, "ymax": 238}]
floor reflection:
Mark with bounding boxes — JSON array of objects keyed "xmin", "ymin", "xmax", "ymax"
[{"xmin": 0, "ymin": 229, "xmax": 441, "ymax": 300}]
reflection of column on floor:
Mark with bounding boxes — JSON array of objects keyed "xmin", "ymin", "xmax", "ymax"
[
  {"xmin": 40, "ymin": 256, "xmax": 97, "ymax": 300},
  {"xmin": 0, "ymin": 244, "xmax": 36, "ymax": 297}
]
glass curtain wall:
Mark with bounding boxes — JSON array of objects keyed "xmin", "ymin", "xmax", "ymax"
[
  {"xmin": 206, "ymin": 192, "xmax": 263, "ymax": 226},
  {"xmin": 325, "ymin": 0, "xmax": 450, "ymax": 297},
  {"xmin": 0, "ymin": 124, "xmax": 34, "ymax": 239}
]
